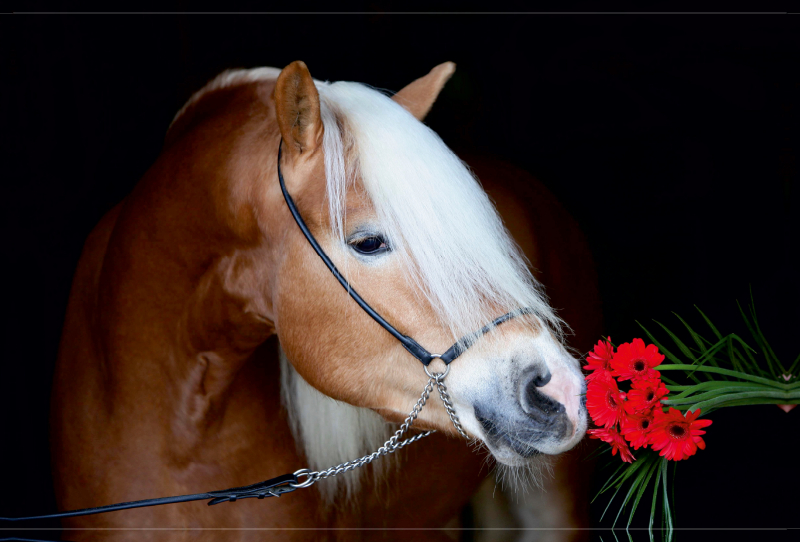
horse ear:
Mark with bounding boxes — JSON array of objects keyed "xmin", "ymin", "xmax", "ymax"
[
  {"xmin": 392, "ymin": 62, "xmax": 456, "ymax": 121},
  {"xmin": 274, "ymin": 61, "xmax": 323, "ymax": 156}
]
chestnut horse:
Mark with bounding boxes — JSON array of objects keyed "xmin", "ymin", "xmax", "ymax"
[{"xmin": 50, "ymin": 61, "xmax": 601, "ymax": 541}]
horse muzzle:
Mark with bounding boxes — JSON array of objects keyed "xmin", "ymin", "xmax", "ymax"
[{"xmin": 468, "ymin": 362, "xmax": 587, "ymax": 464}]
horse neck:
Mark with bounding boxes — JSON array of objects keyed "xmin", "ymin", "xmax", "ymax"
[{"xmin": 79, "ymin": 111, "xmax": 281, "ymax": 452}]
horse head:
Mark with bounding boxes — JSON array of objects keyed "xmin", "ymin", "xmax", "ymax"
[{"xmin": 253, "ymin": 62, "xmax": 588, "ymax": 468}]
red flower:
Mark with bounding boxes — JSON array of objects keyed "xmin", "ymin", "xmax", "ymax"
[
  {"xmin": 649, "ymin": 408, "xmax": 713, "ymax": 461},
  {"xmin": 586, "ymin": 377, "xmax": 627, "ymax": 428},
  {"xmin": 625, "ymin": 377, "xmax": 669, "ymax": 414},
  {"xmin": 588, "ymin": 426, "xmax": 635, "ymax": 463},
  {"xmin": 610, "ymin": 338, "xmax": 665, "ymax": 382},
  {"xmin": 621, "ymin": 411, "xmax": 655, "ymax": 450},
  {"xmin": 585, "ymin": 337, "xmax": 615, "ymax": 382}
]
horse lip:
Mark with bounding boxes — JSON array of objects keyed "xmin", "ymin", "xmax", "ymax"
[{"xmin": 475, "ymin": 409, "xmax": 542, "ymax": 458}]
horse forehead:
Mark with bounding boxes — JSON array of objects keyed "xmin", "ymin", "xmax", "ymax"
[{"xmin": 343, "ymin": 182, "xmax": 377, "ymax": 220}]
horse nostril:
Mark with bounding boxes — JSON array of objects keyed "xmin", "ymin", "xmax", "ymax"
[
  {"xmin": 531, "ymin": 370, "xmax": 552, "ymax": 388},
  {"xmin": 521, "ymin": 369, "xmax": 564, "ymax": 420}
]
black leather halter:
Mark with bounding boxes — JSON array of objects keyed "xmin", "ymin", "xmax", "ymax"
[{"xmin": 277, "ymin": 141, "xmax": 532, "ymax": 367}]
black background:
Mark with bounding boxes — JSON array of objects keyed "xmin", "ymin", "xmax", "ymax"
[{"xmin": 3, "ymin": 3, "xmax": 798, "ymax": 541}]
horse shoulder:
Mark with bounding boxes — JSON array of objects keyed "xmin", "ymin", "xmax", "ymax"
[
  {"xmin": 51, "ymin": 202, "xmax": 123, "ymax": 506},
  {"xmin": 55, "ymin": 201, "xmax": 123, "ymax": 379}
]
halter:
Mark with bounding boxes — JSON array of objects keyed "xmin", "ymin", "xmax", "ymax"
[{"xmin": 2, "ymin": 139, "xmax": 536, "ymax": 527}]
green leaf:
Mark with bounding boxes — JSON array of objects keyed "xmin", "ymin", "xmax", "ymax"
[
  {"xmin": 584, "ymin": 442, "xmax": 613, "ymax": 463},
  {"xmin": 639, "ymin": 321, "xmax": 703, "ymax": 385},
  {"xmin": 687, "ymin": 336, "xmax": 727, "ymax": 371},
  {"xmin": 729, "ymin": 333, "xmax": 772, "ymax": 378},
  {"xmin": 665, "ymin": 380, "xmax": 760, "ymax": 399},
  {"xmin": 661, "ymin": 458, "xmax": 674, "ymax": 541},
  {"xmin": 694, "ymin": 305, "xmax": 722, "ymax": 341},
  {"xmin": 600, "ymin": 477, "xmax": 628, "ymax": 523},
  {"xmin": 787, "ymin": 352, "xmax": 800, "ymax": 377},
  {"xmin": 694, "ymin": 397, "xmax": 800, "ymax": 412},
  {"xmin": 727, "ymin": 339, "xmax": 759, "ymax": 377},
  {"xmin": 747, "ymin": 290, "xmax": 786, "ymax": 376},
  {"xmin": 627, "ymin": 454, "xmax": 660, "ymax": 528},
  {"xmin": 729, "ymin": 333, "xmax": 759, "ymax": 357},
  {"xmin": 658, "ymin": 373, "xmax": 680, "ymax": 386},
  {"xmin": 601, "ymin": 458, "xmax": 651, "ymax": 521},
  {"xmin": 613, "ymin": 465, "xmax": 648, "ymax": 528},
  {"xmin": 648, "ymin": 461, "xmax": 663, "ymax": 542},
  {"xmin": 683, "ymin": 336, "xmax": 731, "ymax": 377},
  {"xmin": 687, "ymin": 390, "xmax": 799, "ymax": 414},
  {"xmin": 653, "ymin": 319, "xmax": 697, "ymax": 361},
  {"xmin": 637, "ymin": 322, "xmax": 685, "ymax": 366},
  {"xmin": 663, "ymin": 385, "xmax": 773, "ymax": 406},
  {"xmin": 672, "ymin": 312, "xmax": 707, "ymax": 355},
  {"xmin": 658, "ymin": 364, "xmax": 790, "ymax": 389},
  {"xmin": 594, "ymin": 461, "xmax": 629, "ymax": 501},
  {"xmin": 737, "ymin": 300, "xmax": 782, "ymax": 378},
  {"xmin": 670, "ymin": 461, "xmax": 678, "ymax": 528}
]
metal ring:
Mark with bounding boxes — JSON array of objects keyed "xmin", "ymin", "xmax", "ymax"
[
  {"xmin": 424, "ymin": 355, "xmax": 450, "ymax": 380},
  {"xmin": 290, "ymin": 468, "xmax": 317, "ymax": 489}
]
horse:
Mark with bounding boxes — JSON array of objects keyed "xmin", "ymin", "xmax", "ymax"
[{"xmin": 50, "ymin": 61, "xmax": 602, "ymax": 541}]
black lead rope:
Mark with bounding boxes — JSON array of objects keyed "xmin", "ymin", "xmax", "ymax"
[
  {"xmin": 2, "ymin": 140, "xmax": 534, "ymax": 526},
  {"xmin": 0, "ymin": 474, "xmax": 301, "ymax": 522}
]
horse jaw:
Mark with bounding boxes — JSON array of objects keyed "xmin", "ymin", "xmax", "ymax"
[{"xmin": 279, "ymin": 349, "xmax": 397, "ymax": 505}]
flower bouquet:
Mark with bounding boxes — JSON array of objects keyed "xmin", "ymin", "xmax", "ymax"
[{"xmin": 585, "ymin": 296, "xmax": 799, "ymax": 539}]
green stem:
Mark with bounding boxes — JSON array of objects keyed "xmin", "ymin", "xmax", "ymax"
[
  {"xmin": 686, "ymin": 390, "xmax": 800, "ymax": 413},
  {"xmin": 648, "ymin": 465, "xmax": 662, "ymax": 542},
  {"xmin": 661, "ymin": 459, "xmax": 673, "ymax": 542},
  {"xmin": 665, "ymin": 381, "xmax": 764, "ymax": 398},
  {"xmin": 658, "ymin": 364, "xmax": 790, "ymax": 389},
  {"xmin": 697, "ymin": 398, "xmax": 800, "ymax": 413},
  {"xmin": 664, "ymin": 385, "xmax": 773, "ymax": 405}
]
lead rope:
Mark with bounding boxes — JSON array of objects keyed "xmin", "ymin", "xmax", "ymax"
[
  {"xmin": 0, "ymin": 368, "xmax": 468, "ymax": 523},
  {"xmin": 291, "ymin": 365, "xmax": 468, "ymax": 489}
]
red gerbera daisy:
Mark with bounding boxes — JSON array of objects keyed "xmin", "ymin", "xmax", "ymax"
[
  {"xmin": 585, "ymin": 337, "xmax": 615, "ymax": 382},
  {"xmin": 586, "ymin": 377, "xmax": 627, "ymax": 428},
  {"xmin": 588, "ymin": 426, "xmax": 635, "ymax": 463},
  {"xmin": 610, "ymin": 338, "xmax": 665, "ymax": 382},
  {"xmin": 625, "ymin": 377, "xmax": 669, "ymax": 415},
  {"xmin": 649, "ymin": 408, "xmax": 713, "ymax": 461},
  {"xmin": 620, "ymin": 411, "xmax": 655, "ymax": 450}
]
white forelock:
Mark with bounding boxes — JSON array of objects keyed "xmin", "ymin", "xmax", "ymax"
[{"xmin": 315, "ymin": 80, "xmax": 563, "ymax": 341}]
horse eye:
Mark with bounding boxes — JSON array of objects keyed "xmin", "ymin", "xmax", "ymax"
[{"xmin": 350, "ymin": 236, "xmax": 388, "ymax": 255}]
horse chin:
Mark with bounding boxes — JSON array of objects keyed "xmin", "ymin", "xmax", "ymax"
[
  {"xmin": 475, "ymin": 433, "xmax": 561, "ymax": 494},
  {"xmin": 473, "ymin": 401, "xmax": 588, "ymax": 468},
  {"xmin": 481, "ymin": 431, "xmax": 585, "ymax": 468}
]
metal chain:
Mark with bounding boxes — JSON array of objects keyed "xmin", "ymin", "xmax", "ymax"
[
  {"xmin": 435, "ymin": 375, "xmax": 470, "ymax": 439},
  {"xmin": 291, "ymin": 368, "xmax": 468, "ymax": 489}
]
